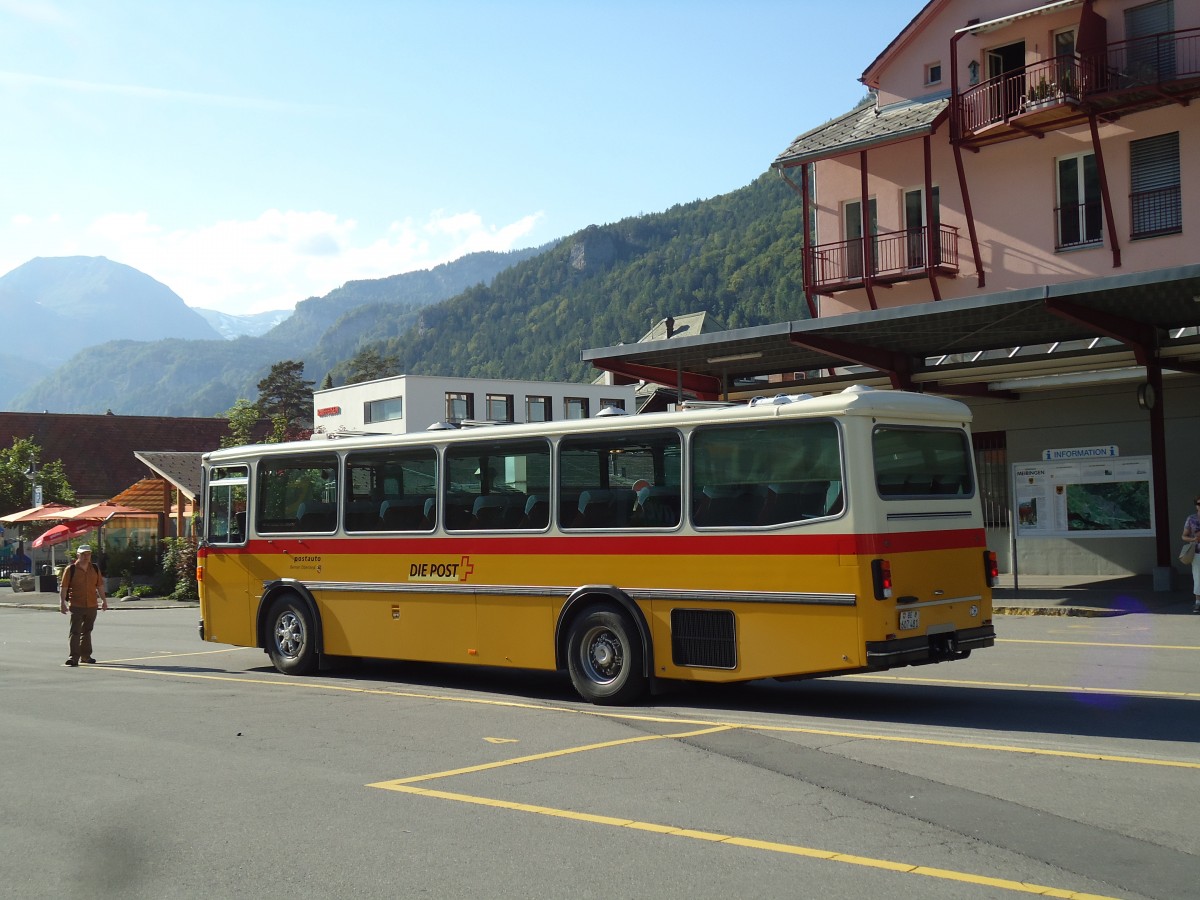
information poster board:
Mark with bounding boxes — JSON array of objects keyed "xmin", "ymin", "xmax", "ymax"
[{"xmin": 1012, "ymin": 456, "xmax": 1153, "ymax": 538}]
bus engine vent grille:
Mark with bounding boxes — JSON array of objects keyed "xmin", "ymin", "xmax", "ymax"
[{"xmin": 671, "ymin": 609, "xmax": 737, "ymax": 669}]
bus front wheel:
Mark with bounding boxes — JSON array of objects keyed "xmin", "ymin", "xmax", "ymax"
[
  {"xmin": 567, "ymin": 607, "xmax": 646, "ymax": 705},
  {"xmin": 266, "ymin": 594, "xmax": 318, "ymax": 676}
]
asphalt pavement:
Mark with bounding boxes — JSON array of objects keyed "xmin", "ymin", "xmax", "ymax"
[{"xmin": 2, "ymin": 574, "xmax": 1196, "ymax": 616}]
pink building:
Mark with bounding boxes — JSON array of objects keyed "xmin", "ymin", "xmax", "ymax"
[
  {"xmin": 588, "ymin": 1, "xmax": 1200, "ymax": 582},
  {"xmin": 775, "ymin": 0, "xmax": 1197, "ymax": 316}
]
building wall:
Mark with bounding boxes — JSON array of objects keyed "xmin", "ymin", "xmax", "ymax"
[
  {"xmin": 312, "ymin": 375, "xmax": 636, "ymax": 436},
  {"xmin": 966, "ymin": 375, "xmax": 1200, "ymax": 577},
  {"xmin": 814, "ymin": 0, "xmax": 1199, "ymax": 317}
]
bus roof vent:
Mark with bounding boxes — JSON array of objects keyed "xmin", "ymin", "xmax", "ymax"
[
  {"xmin": 841, "ymin": 384, "xmax": 875, "ymax": 394},
  {"xmin": 678, "ymin": 400, "xmax": 739, "ymax": 411},
  {"xmin": 749, "ymin": 393, "xmax": 814, "ymax": 406},
  {"xmin": 426, "ymin": 421, "xmax": 459, "ymax": 431},
  {"xmin": 595, "ymin": 405, "xmax": 630, "ymax": 417}
]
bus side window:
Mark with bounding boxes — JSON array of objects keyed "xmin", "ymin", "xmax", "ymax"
[
  {"xmin": 520, "ymin": 495, "xmax": 548, "ymax": 529},
  {"xmin": 231, "ymin": 511, "xmax": 246, "ymax": 542},
  {"xmin": 297, "ymin": 501, "xmax": 335, "ymax": 532}
]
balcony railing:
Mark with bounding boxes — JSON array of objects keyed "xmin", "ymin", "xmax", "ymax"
[
  {"xmin": 1101, "ymin": 28, "xmax": 1200, "ymax": 92},
  {"xmin": 956, "ymin": 27, "xmax": 1200, "ymax": 140},
  {"xmin": 1130, "ymin": 185, "xmax": 1182, "ymax": 239},
  {"xmin": 805, "ymin": 224, "xmax": 959, "ymax": 293},
  {"xmin": 1054, "ymin": 201, "xmax": 1103, "ymax": 251},
  {"xmin": 959, "ymin": 54, "xmax": 1086, "ymax": 134}
]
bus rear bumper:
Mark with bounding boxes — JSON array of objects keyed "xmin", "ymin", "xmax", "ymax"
[{"xmin": 865, "ymin": 625, "xmax": 995, "ymax": 668}]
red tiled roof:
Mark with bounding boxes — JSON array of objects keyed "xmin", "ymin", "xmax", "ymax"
[{"xmin": 0, "ymin": 412, "xmax": 263, "ymax": 502}]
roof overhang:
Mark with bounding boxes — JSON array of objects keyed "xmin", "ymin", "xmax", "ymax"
[
  {"xmin": 955, "ymin": 0, "xmax": 1083, "ymax": 36},
  {"xmin": 583, "ymin": 265, "xmax": 1200, "ymax": 400}
]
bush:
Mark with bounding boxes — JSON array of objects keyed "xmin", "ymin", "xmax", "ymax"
[
  {"xmin": 161, "ymin": 536, "xmax": 198, "ymax": 602},
  {"xmin": 103, "ymin": 542, "xmax": 158, "ymax": 578}
]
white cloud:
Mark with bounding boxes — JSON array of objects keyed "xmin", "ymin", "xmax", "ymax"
[{"xmin": 0, "ymin": 207, "xmax": 544, "ymax": 315}]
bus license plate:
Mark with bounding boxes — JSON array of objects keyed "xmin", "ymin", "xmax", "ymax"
[{"xmin": 899, "ymin": 609, "xmax": 919, "ymax": 631}]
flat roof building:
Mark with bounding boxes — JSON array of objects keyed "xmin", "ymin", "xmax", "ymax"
[{"xmin": 312, "ymin": 375, "xmax": 637, "ymax": 437}]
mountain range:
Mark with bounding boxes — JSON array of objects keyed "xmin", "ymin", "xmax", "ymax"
[{"xmin": 1, "ymin": 171, "xmax": 806, "ymax": 416}]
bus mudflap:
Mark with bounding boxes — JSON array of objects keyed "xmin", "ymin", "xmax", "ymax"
[{"xmin": 865, "ymin": 625, "xmax": 995, "ymax": 668}]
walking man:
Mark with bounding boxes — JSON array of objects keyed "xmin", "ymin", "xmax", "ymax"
[{"xmin": 60, "ymin": 545, "xmax": 107, "ymax": 666}]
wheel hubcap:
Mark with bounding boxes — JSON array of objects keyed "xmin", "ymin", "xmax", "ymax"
[
  {"xmin": 275, "ymin": 611, "xmax": 304, "ymax": 659},
  {"xmin": 582, "ymin": 627, "xmax": 623, "ymax": 684}
]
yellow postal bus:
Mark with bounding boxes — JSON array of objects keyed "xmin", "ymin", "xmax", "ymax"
[{"xmin": 197, "ymin": 386, "xmax": 995, "ymax": 704}]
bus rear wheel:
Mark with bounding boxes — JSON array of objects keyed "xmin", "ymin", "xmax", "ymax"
[
  {"xmin": 567, "ymin": 607, "xmax": 646, "ymax": 705},
  {"xmin": 266, "ymin": 594, "xmax": 318, "ymax": 676}
]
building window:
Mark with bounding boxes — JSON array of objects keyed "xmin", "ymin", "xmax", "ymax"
[
  {"xmin": 364, "ymin": 396, "xmax": 403, "ymax": 424},
  {"xmin": 925, "ymin": 62, "xmax": 942, "ymax": 85},
  {"xmin": 1130, "ymin": 132, "xmax": 1181, "ymax": 239},
  {"xmin": 904, "ymin": 186, "xmax": 940, "ymax": 268},
  {"xmin": 526, "ymin": 395, "xmax": 551, "ymax": 423},
  {"xmin": 486, "ymin": 393, "xmax": 514, "ymax": 423},
  {"xmin": 564, "ymin": 397, "xmax": 589, "ymax": 420},
  {"xmin": 446, "ymin": 392, "xmax": 474, "ymax": 423},
  {"xmin": 600, "ymin": 398, "xmax": 626, "ymax": 412},
  {"xmin": 1055, "ymin": 152, "xmax": 1102, "ymax": 249}
]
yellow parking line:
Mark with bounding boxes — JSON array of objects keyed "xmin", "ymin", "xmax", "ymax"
[
  {"xmin": 370, "ymin": 781, "xmax": 1121, "ymax": 899},
  {"xmin": 999, "ymin": 638, "xmax": 1200, "ymax": 651},
  {"xmin": 101, "ymin": 647, "xmax": 252, "ymax": 663},
  {"xmin": 97, "ymin": 664, "xmax": 1200, "ymax": 771},
  {"xmin": 375, "ymin": 725, "xmax": 737, "ymax": 786},
  {"xmin": 849, "ymin": 672, "xmax": 1200, "ymax": 700}
]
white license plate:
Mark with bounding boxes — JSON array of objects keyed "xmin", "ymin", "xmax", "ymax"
[{"xmin": 899, "ymin": 609, "xmax": 920, "ymax": 631}]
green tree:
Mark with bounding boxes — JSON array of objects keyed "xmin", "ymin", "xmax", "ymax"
[
  {"xmin": 220, "ymin": 399, "xmax": 261, "ymax": 448},
  {"xmin": 320, "ymin": 372, "xmax": 334, "ymax": 390},
  {"xmin": 0, "ymin": 437, "xmax": 75, "ymax": 515},
  {"xmin": 257, "ymin": 360, "xmax": 314, "ymax": 430},
  {"xmin": 345, "ymin": 345, "xmax": 401, "ymax": 385}
]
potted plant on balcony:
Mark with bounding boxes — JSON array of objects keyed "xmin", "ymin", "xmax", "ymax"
[{"xmin": 1057, "ymin": 72, "xmax": 1077, "ymax": 102}]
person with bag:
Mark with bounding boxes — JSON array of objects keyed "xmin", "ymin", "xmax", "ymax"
[
  {"xmin": 59, "ymin": 545, "xmax": 108, "ymax": 666},
  {"xmin": 1180, "ymin": 499, "xmax": 1200, "ymax": 614}
]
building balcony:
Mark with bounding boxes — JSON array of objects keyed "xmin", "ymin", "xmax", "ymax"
[
  {"xmin": 805, "ymin": 224, "xmax": 959, "ymax": 295},
  {"xmin": 955, "ymin": 28, "xmax": 1200, "ymax": 149}
]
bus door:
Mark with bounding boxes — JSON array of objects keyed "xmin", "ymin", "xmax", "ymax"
[{"xmin": 200, "ymin": 465, "xmax": 255, "ymax": 647}]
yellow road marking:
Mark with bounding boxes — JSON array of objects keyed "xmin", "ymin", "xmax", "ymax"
[
  {"xmin": 101, "ymin": 647, "xmax": 252, "ymax": 663},
  {"xmin": 848, "ymin": 672, "xmax": 1200, "ymax": 700},
  {"xmin": 483, "ymin": 737, "xmax": 518, "ymax": 744},
  {"xmin": 83, "ymin": 661, "xmax": 1158, "ymax": 895},
  {"xmin": 94, "ymin": 664, "xmax": 1200, "ymax": 770},
  {"xmin": 370, "ymin": 783, "xmax": 1122, "ymax": 899},
  {"xmin": 999, "ymin": 638, "xmax": 1200, "ymax": 651},
  {"xmin": 375, "ymin": 725, "xmax": 736, "ymax": 787}
]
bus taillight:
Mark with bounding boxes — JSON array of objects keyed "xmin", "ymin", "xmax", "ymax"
[
  {"xmin": 983, "ymin": 550, "xmax": 998, "ymax": 587},
  {"xmin": 871, "ymin": 559, "xmax": 893, "ymax": 600}
]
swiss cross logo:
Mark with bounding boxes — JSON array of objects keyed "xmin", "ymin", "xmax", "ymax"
[{"xmin": 459, "ymin": 556, "xmax": 474, "ymax": 581}]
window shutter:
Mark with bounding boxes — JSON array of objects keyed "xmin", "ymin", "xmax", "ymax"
[{"xmin": 1130, "ymin": 132, "xmax": 1180, "ymax": 193}]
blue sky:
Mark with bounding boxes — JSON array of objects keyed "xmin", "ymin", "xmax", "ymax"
[{"xmin": 0, "ymin": 1, "xmax": 915, "ymax": 315}]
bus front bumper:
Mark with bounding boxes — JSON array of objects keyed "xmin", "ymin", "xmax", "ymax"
[{"xmin": 865, "ymin": 625, "xmax": 995, "ymax": 668}]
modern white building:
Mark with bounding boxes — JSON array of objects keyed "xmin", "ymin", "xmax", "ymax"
[{"xmin": 312, "ymin": 375, "xmax": 637, "ymax": 436}]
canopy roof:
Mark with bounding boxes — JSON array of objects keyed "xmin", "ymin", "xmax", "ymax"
[{"xmin": 583, "ymin": 265, "xmax": 1200, "ymax": 398}]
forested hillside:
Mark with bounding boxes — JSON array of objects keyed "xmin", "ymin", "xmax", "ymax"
[
  {"xmin": 14, "ymin": 171, "xmax": 806, "ymax": 415},
  {"xmin": 366, "ymin": 171, "xmax": 806, "ymax": 382}
]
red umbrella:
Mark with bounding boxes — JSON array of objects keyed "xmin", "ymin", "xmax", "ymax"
[{"xmin": 32, "ymin": 521, "xmax": 97, "ymax": 549}]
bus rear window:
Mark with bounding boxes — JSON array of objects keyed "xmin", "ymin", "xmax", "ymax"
[{"xmin": 873, "ymin": 426, "xmax": 973, "ymax": 499}]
